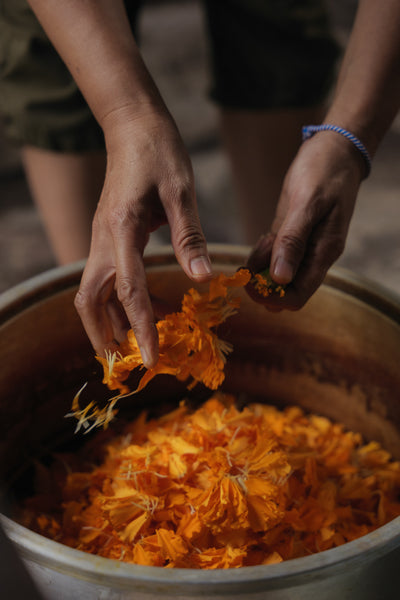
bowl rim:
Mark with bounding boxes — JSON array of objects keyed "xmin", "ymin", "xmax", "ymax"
[
  {"xmin": 2, "ymin": 514, "xmax": 400, "ymax": 593},
  {"xmin": 1, "ymin": 244, "xmax": 400, "ymax": 326}
]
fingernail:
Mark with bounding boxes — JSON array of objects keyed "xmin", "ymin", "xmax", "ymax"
[
  {"xmin": 140, "ymin": 344, "xmax": 158, "ymax": 369},
  {"xmin": 190, "ymin": 256, "xmax": 212, "ymax": 278},
  {"xmin": 140, "ymin": 346, "xmax": 151, "ymax": 368},
  {"xmin": 273, "ymin": 256, "xmax": 293, "ymax": 284}
]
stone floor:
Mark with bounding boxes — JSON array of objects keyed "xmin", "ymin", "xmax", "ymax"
[{"xmin": 0, "ymin": 0, "xmax": 399, "ymax": 298}]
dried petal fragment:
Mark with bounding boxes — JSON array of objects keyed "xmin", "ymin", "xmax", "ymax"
[{"xmin": 250, "ymin": 268, "xmax": 286, "ymax": 298}]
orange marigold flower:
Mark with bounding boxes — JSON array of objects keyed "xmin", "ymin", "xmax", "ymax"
[{"xmin": 71, "ymin": 269, "xmax": 252, "ymax": 431}]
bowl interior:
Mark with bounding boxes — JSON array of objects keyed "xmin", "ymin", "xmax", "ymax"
[{"xmin": 1, "ymin": 248, "xmax": 400, "ymax": 506}]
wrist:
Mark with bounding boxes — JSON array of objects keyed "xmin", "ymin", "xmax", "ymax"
[
  {"xmin": 91, "ymin": 47, "xmax": 169, "ymax": 137},
  {"xmin": 302, "ymin": 124, "xmax": 372, "ymax": 179},
  {"xmin": 322, "ymin": 101, "xmax": 385, "ymax": 159},
  {"xmin": 101, "ymin": 100, "xmax": 173, "ymax": 149},
  {"xmin": 299, "ymin": 128, "xmax": 366, "ymax": 184}
]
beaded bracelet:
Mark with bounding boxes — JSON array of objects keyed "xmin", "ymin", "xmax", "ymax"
[{"xmin": 302, "ymin": 124, "xmax": 372, "ymax": 178}]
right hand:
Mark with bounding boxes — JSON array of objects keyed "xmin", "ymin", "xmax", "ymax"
[
  {"xmin": 247, "ymin": 130, "xmax": 363, "ymax": 310},
  {"xmin": 74, "ymin": 107, "xmax": 212, "ymax": 368}
]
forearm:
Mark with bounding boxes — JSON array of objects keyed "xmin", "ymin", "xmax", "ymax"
[
  {"xmin": 27, "ymin": 0, "xmax": 167, "ymax": 131},
  {"xmin": 324, "ymin": 0, "xmax": 400, "ymax": 157}
]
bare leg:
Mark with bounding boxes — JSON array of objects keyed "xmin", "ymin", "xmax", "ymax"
[
  {"xmin": 21, "ymin": 147, "xmax": 106, "ymax": 264},
  {"xmin": 220, "ymin": 106, "xmax": 325, "ymax": 244}
]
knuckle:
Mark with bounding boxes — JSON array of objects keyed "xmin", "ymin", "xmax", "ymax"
[
  {"xmin": 333, "ymin": 239, "xmax": 346, "ymax": 259},
  {"xmin": 161, "ymin": 173, "xmax": 194, "ymax": 207},
  {"xmin": 279, "ymin": 232, "xmax": 306, "ymax": 256},
  {"xmin": 176, "ymin": 224, "xmax": 206, "ymax": 252},
  {"xmin": 116, "ymin": 279, "xmax": 154, "ymax": 337},
  {"xmin": 107, "ymin": 205, "xmax": 139, "ymax": 231},
  {"xmin": 323, "ymin": 233, "xmax": 346, "ymax": 261},
  {"xmin": 176, "ymin": 178, "xmax": 194, "ymax": 202},
  {"xmin": 116, "ymin": 277, "xmax": 137, "ymax": 307},
  {"xmin": 74, "ymin": 288, "xmax": 91, "ymax": 314}
]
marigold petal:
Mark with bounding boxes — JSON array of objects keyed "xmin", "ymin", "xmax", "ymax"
[{"xmin": 156, "ymin": 529, "xmax": 188, "ymax": 561}]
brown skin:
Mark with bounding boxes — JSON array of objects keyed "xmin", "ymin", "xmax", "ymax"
[
  {"xmin": 248, "ymin": 0, "xmax": 400, "ymax": 309},
  {"xmin": 27, "ymin": 0, "xmax": 400, "ymax": 361},
  {"xmin": 27, "ymin": 0, "xmax": 212, "ymax": 368},
  {"xmin": 247, "ymin": 132, "xmax": 363, "ymax": 311}
]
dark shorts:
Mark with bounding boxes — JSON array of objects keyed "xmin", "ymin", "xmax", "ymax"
[{"xmin": 0, "ymin": 0, "xmax": 340, "ymax": 152}]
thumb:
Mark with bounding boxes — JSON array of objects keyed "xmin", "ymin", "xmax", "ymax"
[
  {"xmin": 166, "ymin": 191, "xmax": 212, "ymax": 283},
  {"xmin": 270, "ymin": 210, "xmax": 313, "ymax": 285}
]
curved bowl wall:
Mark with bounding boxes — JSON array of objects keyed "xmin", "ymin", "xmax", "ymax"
[{"xmin": 0, "ymin": 245, "xmax": 399, "ymax": 599}]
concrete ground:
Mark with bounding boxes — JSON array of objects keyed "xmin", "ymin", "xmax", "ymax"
[{"xmin": 0, "ymin": 0, "xmax": 399, "ymax": 298}]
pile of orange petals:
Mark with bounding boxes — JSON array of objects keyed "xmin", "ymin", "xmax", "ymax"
[
  {"xmin": 21, "ymin": 394, "xmax": 400, "ymax": 569},
  {"xmin": 72, "ymin": 269, "xmax": 252, "ymax": 431}
]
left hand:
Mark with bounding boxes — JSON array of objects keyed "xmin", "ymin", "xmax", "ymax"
[{"xmin": 247, "ymin": 131, "xmax": 365, "ymax": 310}]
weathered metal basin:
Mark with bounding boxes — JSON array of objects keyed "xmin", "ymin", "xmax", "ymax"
[{"xmin": 0, "ymin": 244, "xmax": 399, "ymax": 599}]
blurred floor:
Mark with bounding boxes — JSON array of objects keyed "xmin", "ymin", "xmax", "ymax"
[{"xmin": 0, "ymin": 0, "xmax": 399, "ymax": 296}]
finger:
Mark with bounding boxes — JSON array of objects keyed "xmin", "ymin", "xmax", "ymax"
[
  {"xmin": 112, "ymin": 219, "xmax": 159, "ymax": 369},
  {"xmin": 162, "ymin": 182, "xmax": 212, "ymax": 283},
  {"xmin": 106, "ymin": 289, "xmax": 130, "ymax": 341},
  {"xmin": 244, "ymin": 200, "xmax": 314, "ymax": 308},
  {"xmin": 270, "ymin": 220, "xmax": 310, "ymax": 285},
  {"xmin": 269, "ymin": 189, "xmax": 324, "ymax": 286},
  {"xmin": 74, "ymin": 258, "xmax": 117, "ymax": 356},
  {"xmin": 246, "ymin": 234, "xmax": 289, "ymax": 308},
  {"xmin": 275, "ymin": 216, "xmax": 347, "ymax": 310}
]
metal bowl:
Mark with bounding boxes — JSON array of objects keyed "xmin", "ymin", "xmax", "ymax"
[{"xmin": 1, "ymin": 245, "xmax": 399, "ymax": 599}]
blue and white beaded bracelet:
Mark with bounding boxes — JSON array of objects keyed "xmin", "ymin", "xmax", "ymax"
[{"xmin": 302, "ymin": 124, "xmax": 372, "ymax": 178}]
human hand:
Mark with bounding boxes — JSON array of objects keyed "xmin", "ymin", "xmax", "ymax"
[
  {"xmin": 74, "ymin": 108, "xmax": 212, "ymax": 367},
  {"xmin": 247, "ymin": 131, "xmax": 365, "ymax": 310}
]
